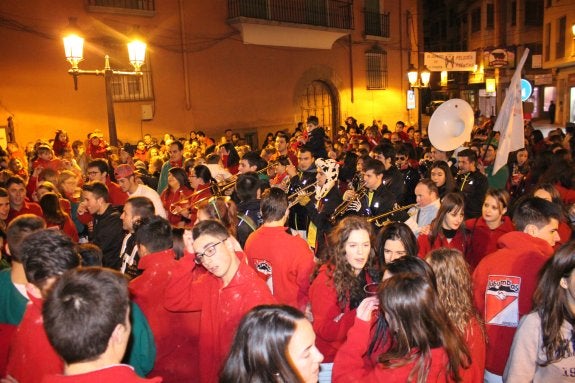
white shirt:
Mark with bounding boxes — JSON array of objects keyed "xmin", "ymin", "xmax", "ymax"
[{"xmin": 130, "ymin": 183, "xmax": 168, "ymax": 218}]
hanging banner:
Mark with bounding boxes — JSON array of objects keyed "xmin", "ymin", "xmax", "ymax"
[{"xmin": 424, "ymin": 52, "xmax": 476, "ymax": 71}]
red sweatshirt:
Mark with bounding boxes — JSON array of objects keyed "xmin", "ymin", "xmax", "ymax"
[
  {"xmin": 472, "ymin": 231, "xmax": 554, "ymax": 376},
  {"xmin": 129, "ymin": 249, "xmax": 200, "ymax": 382},
  {"xmin": 6, "ymin": 295, "xmax": 63, "ymax": 383},
  {"xmin": 465, "ymin": 216, "xmax": 515, "ymax": 270},
  {"xmin": 333, "ymin": 318, "xmax": 454, "ymax": 383},
  {"xmin": 417, "ymin": 229, "xmax": 466, "ymax": 259},
  {"xmin": 244, "ymin": 225, "xmax": 315, "ymax": 311},
  {"xmin": 163, "ymin": 254, "xmax": 275, "ymax": 383},
  {"xmin": 7, "ymin": 200, "xmax": 43, "ymax": 224},
  {"xmin": 309, "ymin": 265, "xmax": 358, "ymax": 362},
  {"xmin": 41, "ymin": 365, "xmax": 162, "ymax": 383}
]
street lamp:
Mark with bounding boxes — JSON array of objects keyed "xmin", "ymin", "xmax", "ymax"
[
  {"xmin": 407, "ymin": 65, "xmax": 430, "ymax": 131},
  {"xmin": 63, "ymin": 18, "xmax": 147, "ymax": 147}
]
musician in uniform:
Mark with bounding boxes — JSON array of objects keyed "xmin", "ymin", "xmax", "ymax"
[
  {"xmin": 286, "ymin": 145, "xmax": 317, "ymax": 239},
  {"xmin": 456, "ymin": 149, "xmax": 488, "ymax": 219},
  {"xmin": 372, "ymin": 143, "xmax": 405, "ymax": 202},
  {"xmin": 342, "ymin": 158, "xmax": 396, "ymax": 227},
  {"xmin": 296, "ymin": 158, "xmax": 342, "ymax": 259}
]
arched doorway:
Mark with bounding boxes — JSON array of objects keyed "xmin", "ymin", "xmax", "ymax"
[{"xmin": 298, "ymin": 80, "xmax": 339, "ymax": 139}]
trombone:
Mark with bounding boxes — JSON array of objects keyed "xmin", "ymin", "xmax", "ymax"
[
  {"xmin": 367, "ymin": 203, "xmax": 417, "ymax": 227},
  {"xmin": 329, "ymin": 183, "xmax": 367, "ymax": 224},
  {"xmin": 169, "ymin": 181, "xmax": 218, "ymax": 214},
  {"xmin": 216, "ymin": 163, "xmax": 274, "ymax": 195},
  {"xmin": 287, "ymin": 181, "xmax": 318, "ymax": 207}
]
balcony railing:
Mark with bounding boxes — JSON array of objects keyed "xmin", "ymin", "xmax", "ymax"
[
  {"xmin": 87, "ymin": 0, "xmax": 155, "ymax": 16},
  {"xmin": 364, "ymin": 11, "xmax": 390, "ymax": 38},
  {"xmin": 228, "ymin": 0, "xmax": 354, "ymax": 30}
]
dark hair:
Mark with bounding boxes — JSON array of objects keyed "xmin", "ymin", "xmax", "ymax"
[
  {"xmin": 297, "ymin": 145, "xmax": 314, "ymax": 157},
  {"xmin": 39, "ymin": 192, "xmax": 66, "ymax": 226},
  {"xmin": 43, "ymin": 268, "xmax": 129, "ymax": 364},
  {"xmin": 306, "ymin": 115, "xmax": 319, "ymax": 125},
  {"xmin": 126, "ymin": 196, "xmax": 156, "ymax": 219},
  {"xmin": 82, "ymin": 181, "xmax": 109, "ymax": 203},
  {"xmin": 134, "ymin": 216, "xmax": 173, "ymax": 254},
  {"xmin": 429, "ymin": 161, "xmax": 455, "ymax": 192},
  {"xmin": 363, "ymin": 158, "xmax": 384, "ymax": 176},
  {"xmin": 0, "ymin": 187, "xmax": 7, "ymax": 198},
  {"xmin": 193, "ymin": 165, "xmax": 213, "ymax": 184},
  {"xmin": 275, "ymin": 131, "xmax": 290, "ymax": 143},
  {"xmin": 206, "ymin": 153, "xmax": 221, "ymax": 165},
  {"xmin": 76, "ymin": 243, "xmax": 103, "ymax": 267},
  {"xmin": 260, "ymin": 187, "xmax": 288, "ymax": 222},
  {"xmin": 377, "ymin": 274, "xmax": 469, "ymax": 383},
  {"xmin": 513, "ymin": 197, "xmax": 561, "ymax": 231},
  {"xmin": 323, "ymin": 216, "xmax": 377, "ymax": 310},
  {"xmin": 375, "ymin": 222, "xmax": 418, "ymax": 266},
  {"xmin": 533, "ymin": 241, "xmax": 575, "ymax": 366},
  {"xmin": 192, "ymin": 219, "xmax": 229, "ymax": 242},
  {"xmin": 220, "ymin": 305, "xmax": 307, "ymax": 383},
  {"xmin": 457, "ymin": 149, "xmax": 477, "ymax": 164},
  {"xmin": 21, "ymin": 229, "xmax": 80, "ymax": 290},
  {"xmin": 5, "ymin": 175, "xmax": 25, "ymax": 189},
  {"xmin": 6, "ymin": 214, "xmax": 46, "ymax": 262},
  {"xmin": 220, "ymin": 143, "xmax": 240, "ymax": 167},
  {"xmin": 275, "ymin": 155, "xmax": 291, "ymax": 167},
  {"xmin": 168, "ymin": 167, "xmax": 191, "ymax": 189},
  {"xmin": 383, "ymin": 257, "xmax": 437, "ymax": 288},
  {"xmin": 241, "ymin": 151, "xmax": 263, "ymax": 169},
  {"xmin": 373, "ymin": 143, "xmax": 396, "ymax": 160},
  {"xmin": 170, "ymin": 140, "xmax": 184, "ymax": 151},
  {"xmin": 236, "ymin": 172, "xmax": 260, "ymax": 202},
  {"xmin": 172, "ymin": 228, "xmax": 185, "ymax": 260},
  {"xmin": 427, "ymin": 192, "xmax": 465, "ymax": 249},
  {"xmin": 87, "ymin": 159, "xmax": 109, "ymax": 175}
]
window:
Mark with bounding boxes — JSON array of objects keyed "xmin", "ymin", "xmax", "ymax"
[
  {"xmin": 103, "ymin": 41, "xmax": 154, "ymax": 102},
  {"xmin": 510, "ymin": 2, "xmax": 517, "ymax": 26},
  {"xmin": 524, "ymin": 0, "xmax": 543, "ymax": 26},
  {"xmin": 556, "ymin": 16, "xmax": 566, "ymax": 59},
  {"xmin": 365, "ymin": 48, "xmax": 388, "ymax": 90},
  {"xmin": 87, "ymin": 0, "xmax": 155, "ymax": 13},
  {"xmin": 486, "ymin": 4, "xmax": 494, "ymax": 29},
  {"xmin": 544, "ymin": 22, "xmax": 551, "ymax": 61},
  {"xmin": 471, "ymin": 8, "xmax": 481, "ymax": 32}
]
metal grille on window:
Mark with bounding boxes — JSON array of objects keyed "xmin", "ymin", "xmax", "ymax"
[
  {"xmin": 365, "ymin": 48, "xmax": 387, "ymax": 90},
  {"xmin": 299, "ymin": 81, "xmax": 333, "ymax": 129},
  {"xmin": 104, "ymin": 41, "xmax": 154, "ymax": 102}
]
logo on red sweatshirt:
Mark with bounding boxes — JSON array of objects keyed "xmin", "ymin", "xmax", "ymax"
[{"xmin": 485, "ymin": 275, "xmax": 521, "ymax": 327}]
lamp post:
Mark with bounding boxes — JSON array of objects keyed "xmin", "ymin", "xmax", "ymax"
[
  {"xmin": 407, "ymin": 65, "xmax": 430, "ymax": 131},
  {"xmin": 63, "ymin": 19, "xmax": 146, "ymax": 147}
]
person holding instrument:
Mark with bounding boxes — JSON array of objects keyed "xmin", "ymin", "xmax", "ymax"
[
  {"xmin": 161, "ymin": 167, "xmax": 194, "ymax": 228},
  {"xmin": 286, "ymin": 145, "xmax": 317, "ymax": 239},
  {"xmin": 296, "ymin": 158, "xmax": 342, "ymax": 258},
  {"xmin": 340, "ymin": 158, "xmax": 396, "ymax": 227},
  {"xmin": 309, "ymin": 216, "xmax": 379, "ymax": 382}
]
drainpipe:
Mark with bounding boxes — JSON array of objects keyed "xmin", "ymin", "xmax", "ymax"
[{"xmin": 179, "ymin": 0, "xmax": 192, "ymax": 111}]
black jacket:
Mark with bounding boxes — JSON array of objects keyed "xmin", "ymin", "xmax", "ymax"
[
  {"xmin": 303, "ymin": 185, "xmax": 343, "ymax": 258},
  {"xmin": 456, "ymin": 170, "xmax": 488, "ymax": 219},
  {"xmin": 307, "ymin": 127, "xmax": 328, "ymax": 159},
  {"xmin": 237, "ymin": 199, "xmax": 262, "ymax": 248},
  {"xmin": 382, "ymin": 165, "xmax": 406, "ymax": 202},
  {"xmin": 288, "ymin": 168, "xmax": 317, "ymax": 232},
  {"xmin": 91, "ymin": 205, "xmax": 124, "ymax": 270}
]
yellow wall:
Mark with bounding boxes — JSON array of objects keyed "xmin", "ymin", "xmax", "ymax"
[{"xmin": 0, "ymin": 0, "xmax": 419, "ymax": 147}]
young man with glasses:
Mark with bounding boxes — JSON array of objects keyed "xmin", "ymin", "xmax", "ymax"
[
  {"xmin": 164, "ymin": 220, "xmax": 275, "ymax": 383},
  {"xmin": 372, "ymin": 143, "xmax": 405, "ymax": 202},
  {"xmin": 395, "ymin": 144, "xmax": 420, "ymax": 205}
]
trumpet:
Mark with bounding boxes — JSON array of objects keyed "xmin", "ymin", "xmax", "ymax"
[
  {"xmin": 367, "ymin": 203, "xmax": 417, "ymax": 227},
  {"xmin": 329, "ymin": 184, "xmax": 368, "ymax": 224},
  {"xmin": 216, "ymin": 164, "xmax": 274, "ymax": 195},
  {"xmin": 169, "ymin": 182, "xmax": 218, "ymax": 214},
  {"xmin": 287, "ymin": 181, "xmax": 318, "ymax": 207}
]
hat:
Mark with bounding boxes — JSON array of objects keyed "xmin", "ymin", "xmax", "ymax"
[{"xmin": 114, "ymin": 164, "xmax": 134, "ymax": 180}]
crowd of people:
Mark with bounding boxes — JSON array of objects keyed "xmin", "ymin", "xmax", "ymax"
[{"xmin": 0, "ymin": 113, "xmax": 575, "ymax": 383}]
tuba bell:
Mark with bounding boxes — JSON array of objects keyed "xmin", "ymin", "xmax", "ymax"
[{"xmin": 428, "ymin": 98, "xmax": 474, "ymax": 152}]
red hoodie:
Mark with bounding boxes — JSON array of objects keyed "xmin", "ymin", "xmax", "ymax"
[
  {"xmin": 465, "ymin": 216, "xmax": 515, "ymax": 270},
  {"xmin": 472, "ymin": 231, "xmax": 554, "ymax": 376}
]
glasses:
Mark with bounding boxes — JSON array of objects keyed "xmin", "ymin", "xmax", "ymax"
[
  {"xmin": 395, "ymin": 156, "xmax": 407, "ymax": 161},
  {"xmin": 194, "ymin": 238, "xmax": 228, "ymax": 264},
  {"xmin": 87, "ymin": 171, "xmax": 100, "ymax": 176}
]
